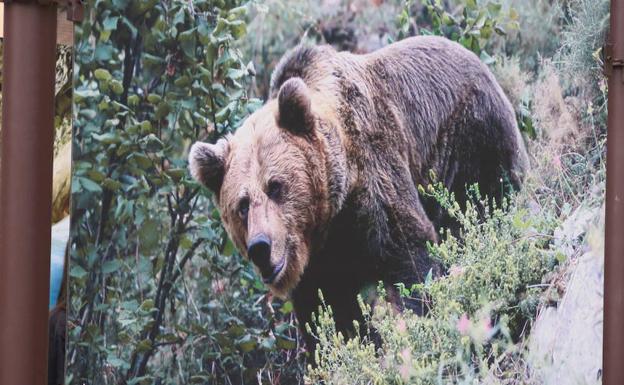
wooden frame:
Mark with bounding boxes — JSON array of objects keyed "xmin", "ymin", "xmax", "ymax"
[
  {"xmin": 603, "ymin": 1, "xmax": 624, "ymax": 384},
  {"xmin": 0, "ymin": 1, "xmax": 621, "ymax": 384}
]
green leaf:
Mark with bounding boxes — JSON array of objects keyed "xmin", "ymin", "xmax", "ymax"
[
  {"xmin": 139, "ymin": 299, "xmax": 155, "ymax": 311},
  {"xmin": 128, "ymin": 94, "xmax": 140, "ymax": 106},
  {"xmin": 179, "ymin": 29, "xmax": 197, "ymax": 58},
  {"xmin": 102, "ymin": 16, "xmax": 119, "ymax": 31},
  {"xmin": 140, "ymin": 134, "xmax": 164, "ymax": 152},
  {"xmin": 509, "ymin": 8, "xmax": 519, "ymax": 20},
  {"xmin": 138, "ymin": 219, "xmax": 160, "ymax": 253},
  {"xmin": 487, "ymin": 2, "xmax": 503, "ymax": 15},
  {"xmin": 228, "ymin": 323, "xmax": 245, "ymax": 338},
  {"xmin": 174, "ymin": 76, "xmax": 191, "ymax": 88},
  {"xmin": 227, "ymin": 6, "xmax": 247, "ymax": 20},
  {"xmin": 228, "ymin": 20, "xmax": 246, "ymax": 39},
  {"xmin": 135, "ymin": 339, "xmax": 152, "ymax": 353},
  {"xmin": 92, "ymin": 132, "xmax": 120, "ymax": 144},
  {"xmin": 155, "ymin": 102, "xmax": 171, "ymax": 120},
  {"xmin": 79, "ymin": 177, "xmax": 103, "ymax": 193},
  {"xmin": 143, "ymin": 53, "xmax": 166, "ymax": 67},
  {"xmin": 147, "ymin": 94, "xmax": 161, "ymax": 104},
  {"xmin": 131, "ymin": 153, "xmax": 152, "ymax": 169},
  {"xmin": 236, "ymin": 334, "xmax": 257, "ymax": 353},
  {"xmin": 102, "ymin": 259, "xmax": 122, "ymax": 274},
  {"xmin": 226, "ymin": 68, "xmax": 246, "ymax": 80},
  {"xmin": 276, "ymin": 335, "xmax": 296, "ymax": 350},
  {"xmin": 172, "ymin": 7, "xmax": 186, "ymax": 26},
  {"xmin": 179, "ymin": 236, "xmax": 193, "ymax": 249},
  {"xmin": 260, "ymin": 337, "xmax": 276, "ymax": 351},
  {"xmin": 222, "ymin": 238, "xmax": 235, "ymax": 256},
  {"xmin": 94, "ymin": 68, "xmax": 112, "ymax": 81},
  {"xmin": 424, "ymin": 268, "xmax": 433, "ymax": 287},
  {"xmin": 480, "ymin": 51, "xmax": 497, "ymax": 65},
  {"xmin": 70, "ymin": 265, "xmax": 88, "ymax": 279},
  {"xmin": 280, "ymin": 301, "xmax": 294, "ymax": 315},
  {"xmin": 94, "ymin": 44, "xmax": 114, "ymax": 62},
  {"xmin": 110, "ymin": 80, "xmax": 124, "ymax": 95}
]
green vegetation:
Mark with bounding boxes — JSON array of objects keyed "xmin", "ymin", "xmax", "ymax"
[
  {"xmin": 306, "ymin": 1, "xmax": 608, "ymax": 383},
  {"xmin": 69, "ymin": 0, "xmax": 609, "ymax": 384},
  {"xmin": 69, "ymin": 1, "xmax": 303, "ymax": 384},
  {"xmin": 308, "ymin": 184, "xmax": 558, "ymax": 384}
]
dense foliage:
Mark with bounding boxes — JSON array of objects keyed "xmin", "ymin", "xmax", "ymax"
[
  {"xmin": 307, "ymin": 184, "xmax": 558, "ymax": 384},
  {"xmin": 69, "ymin": 1, "xmax": 304, "ymax": 384}
]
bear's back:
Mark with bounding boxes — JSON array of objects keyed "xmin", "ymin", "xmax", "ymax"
[{"xmin": 270, "ymin": 36, "xmax": 526, "ymax": 201}]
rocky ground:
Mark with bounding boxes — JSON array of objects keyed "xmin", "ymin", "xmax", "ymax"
[{"xmin": 529, "ymin": 205, "xmax": 604, "ymax": 385}]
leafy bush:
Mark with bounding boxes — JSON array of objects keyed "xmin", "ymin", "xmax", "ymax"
[
  {"xmin": 556, "ymin": 0, "xmax": 610, "ymax": 96},
  {"xmin": 69, "ymin": 1, "xmax": 304, "ymax": 384},
  {"xmin": 501, "ymin": 0, "xmax": 565, "ymax": 72},
  {"xmin": 306, "ymin": 183, "xmax": 558, "ymax": 384},
  {"xmin": 241, "ymin": 0, "xmax": 320, "ymax": 99},
  {"xmin": 241, "ymin": 0, "xmax": 407, "ymax": 98},
  {"xmin": 397, "ymin": 0, "xmax": 518, "ymax": 60}
]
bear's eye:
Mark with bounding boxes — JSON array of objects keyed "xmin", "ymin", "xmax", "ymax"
[
  {"xmin": 238, "ymin": 198, "xmax": 249, "ymax": 221},
  {"xmin": 267, "ymin": 180, "xmax": 283, "ymax": 201}
]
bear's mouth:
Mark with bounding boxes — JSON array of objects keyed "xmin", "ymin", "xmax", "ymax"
[{"xmin": 263, "ymin": 258, "xmax": 285, "ymax": 284}]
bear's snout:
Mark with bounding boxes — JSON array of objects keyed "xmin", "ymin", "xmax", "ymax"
[{"xmin": 247, "ymin": 234, "xmax": 283, "ymax": 284}]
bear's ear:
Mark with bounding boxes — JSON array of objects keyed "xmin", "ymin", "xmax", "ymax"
[
  {"xmin": 188, "ymin": 138, "xmax": 230, "ymax": 193},
  {"xmin": 276, "ymin": 77, "xmax": 315, "ymax": 135}
]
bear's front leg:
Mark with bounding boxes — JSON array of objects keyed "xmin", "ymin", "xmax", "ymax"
[
  {"xmin": 291, "ymin": 265, "xmax": 370, "ymax": 356},
  {"xmin": 366, "ymin": 179, "xmax": 443, "ymax": 315}
]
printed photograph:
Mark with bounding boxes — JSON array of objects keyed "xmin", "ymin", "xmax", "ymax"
[{"xmin": 67, "ymin": 0, "xmax": 609, "ymax": 384}]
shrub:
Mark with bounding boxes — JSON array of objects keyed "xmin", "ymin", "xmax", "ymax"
[
  {"xmin": 241, "ymin": 0, "xmax": 407, "ymax": 98},
  {"xmin": 491, "ymin": 56, "xmax": 536, "ymax": 138},
  {"xmin": 530, "ymin": 62, "xmax": 582, "ymax": 146},
  {"xmin": 501, "ymin": 0, "xmax": 564, "ymax": 72},
  {"xmin": 69, "ymin": 1, "xmax": 305, "ymax": 384},
  {"xmin": 307, "ymin": 183, "xmax": 559, "ymax": 384},
  {"xmin": 556, "ymin": 0, "xmax": 609, "ymax": 96},
  {"xmin": 398, "ymin": 0, "xmax": 519, "ymax": 60}
]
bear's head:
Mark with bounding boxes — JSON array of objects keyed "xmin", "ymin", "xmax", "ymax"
[{"xmin": 189, "ymin": 77, "xmax": 341, "ymax": 297}]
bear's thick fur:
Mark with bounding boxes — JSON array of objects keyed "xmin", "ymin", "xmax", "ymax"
[{"xmin": 189, "ymin": 36, "xmax": 528, "ymax": 349}]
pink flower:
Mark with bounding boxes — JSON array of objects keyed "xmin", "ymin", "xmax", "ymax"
[
  {"xmin": 211, "ymin": 279, "xmax": 226, "ymax": 295},
  {"xmin": 552, "ymin": 154, "xmax": 562, "ymax": 170},
  {"xmin": 399, "ymin": 348, "xmax": 412, "ymax": 380},
  {"xmin": 482, "ymin": 317, "xmax": 492, "ymax": 333},
  {"xmin": 396, "ymin": 319, "xmax": 407, "ymax": 334},
  {"xmin": 457, "ymin": 314, "xmax": 471, "ymax": 335},
  {"xmin": 400, "ymin": 348, "xmax": 411, "ymax": 361},
  {"xmin": 399, "ymin": 364, "xmax": 410, "ymax": 380},
  {"xmin": 449, "ymin": 265, "xmax": 465, "ymax": 277}
]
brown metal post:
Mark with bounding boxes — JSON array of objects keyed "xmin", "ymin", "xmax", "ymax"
[
  {"xmin": 0, "ymin": 2, "xmax": 58, "ymax": 384},
  {"xmin": 604, "ymin": 1, "xmax": 624, "ymax": 384}
]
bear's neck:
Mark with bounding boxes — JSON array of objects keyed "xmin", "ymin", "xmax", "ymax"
[{"xmin": 315, "ymin": 116, "xmax": 351, "ymax": 220}]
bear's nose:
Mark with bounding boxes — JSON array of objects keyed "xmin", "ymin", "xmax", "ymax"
[{"xmin": 247, "ymin": 234, "xmax": 272, "ymax": 277}]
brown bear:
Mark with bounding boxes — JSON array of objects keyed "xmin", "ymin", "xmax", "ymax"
[{"xmin": 189, "ymin": 35, "xmax": 528, "ymax": 350}]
